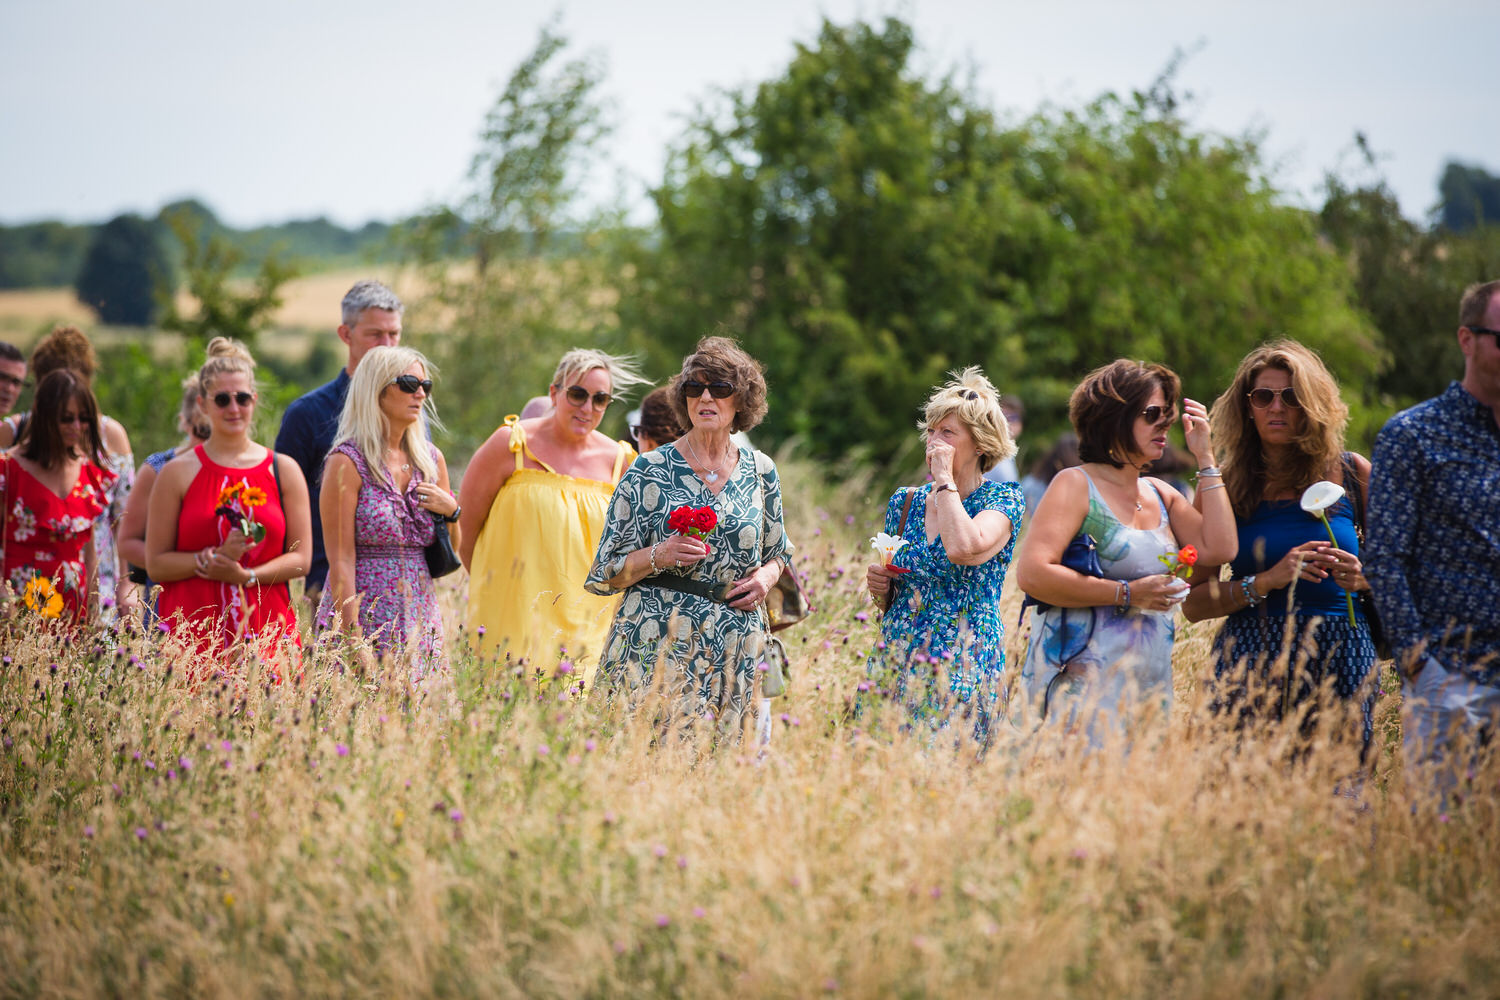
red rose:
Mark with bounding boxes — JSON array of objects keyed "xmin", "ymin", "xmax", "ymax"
[
  {"xmin": 695, "ymin": 507, "xmax": 717, "ymax": 532},
  {"xmin": 1178, "ymin": 545, "xmax": 1199, "ymax": 566}
]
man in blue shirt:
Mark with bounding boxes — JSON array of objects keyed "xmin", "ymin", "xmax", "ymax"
[
  {"xmin": 275, "ymin": 279, "xmax": 403, "ymax": 602},
  {"xmin": 1366, "ymin": 278, "xmax": 1500, "ymax": 792}
]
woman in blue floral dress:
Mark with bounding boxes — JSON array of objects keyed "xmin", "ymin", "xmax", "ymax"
[{"xmin": 866, "ymin": 368, "xmax": 1026, "ymax": 745}]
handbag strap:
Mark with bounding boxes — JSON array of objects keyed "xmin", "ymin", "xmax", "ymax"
[{"xmin": 1341, "ymin": 451, "xmax": 1367, "ymax": 543}]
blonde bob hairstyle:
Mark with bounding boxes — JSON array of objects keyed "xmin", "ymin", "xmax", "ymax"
[
  {"xmin": 550, "ymin": 348, "xmax": 650, "ymax": 403},
  {"xmin": 1208, "ymin": 339, "xmax": 1348, "ymax": 519},
  {"xmin": 332, "ymin": 345, "xmax": 442, "ymax": 485},
  {"xmin": 917, "ymin": 367, "xmax": 1017, "ymax": 474}
]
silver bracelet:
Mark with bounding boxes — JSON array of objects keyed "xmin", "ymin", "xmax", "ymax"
[
  {"xmin": 1196, "ymin": 466, "xmax": 1222, "ymax": 479},
  {"xmin": 1198, "ymin": 482, "xmax": 1226, "ymax": 493},
  {"xmin": 648, "ymin": 542, "xmax": 662, "ymax": 574}
]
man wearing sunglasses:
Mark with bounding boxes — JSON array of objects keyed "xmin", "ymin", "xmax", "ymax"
[
  {"xmin": 0, "ymin": 342, "xmax": 26, "ymax": 418},
  {"xmin": 1366, "ymin": 278, "xmax": 1500, "ymax": 795},
  {"xmin": 275, "ymin": 279, "xmax": 403, "ymax": 602}
]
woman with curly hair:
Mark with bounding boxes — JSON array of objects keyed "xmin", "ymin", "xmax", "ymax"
[
  {"xmin": 864, "ymin": 367, "xmax": 1026, "ymax": 745},
  {"xmin": 1182, "ymin": 340, "xmax": 1376, "ymax": 750}
]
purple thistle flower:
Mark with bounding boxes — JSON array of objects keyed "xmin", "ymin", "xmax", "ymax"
[
  {"xmin": 134, "ymin": 827, "xmax": 148, "ymax": 840},
  {"xmin": 537, "ymin": 744, "xmax": 550, "ymax": 756},
  {"xmin": 655, "ymin": 915, "xmax": 670, "ymax": 928},
  {"xmin": 693, "ymin": 906, "xmax": 706, "ymax": 919},
  {"xmin": 221, "ymin": 740, "xmax": 233, "ymax": 752},
  {"xmin": 449, "ymin": 809, "xmax": 463, "ymax": 823},
  {"xmin": 653, "ymin": 844, "xmax": 667, "ymax": 858},
  {"xmin": 83, "ymin": 825, "xmax": 95, "ymax": 839},
  {"xmin": 335, "ymin": 744, "xmax": 349, "ymax": 757},
  {"xmin": 584, "ymin": 739, "xmax": 597, "ymax": 752},
  {"xmin": 178, "ymin": 757, "xmax": 191, "ymax": 771}
]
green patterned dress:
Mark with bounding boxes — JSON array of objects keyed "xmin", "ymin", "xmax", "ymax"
[{"xmin": 586, "ymin": 443, "xmax": 794, "ymax": 728}]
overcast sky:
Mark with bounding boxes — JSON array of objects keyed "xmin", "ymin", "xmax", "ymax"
[{"xmin": 3, "ymin": 0, "xmax": 1495, "ymax": 229}]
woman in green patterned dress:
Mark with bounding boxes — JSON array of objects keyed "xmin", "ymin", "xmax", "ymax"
[{"xmin": 586, "ymin": 336, "xmax": 794, "ymax": 734}]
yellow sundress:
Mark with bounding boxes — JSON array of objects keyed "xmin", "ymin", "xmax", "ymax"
[{"xmin": 465, "ymin": 415, "xmax": 635, "ymax": 687}]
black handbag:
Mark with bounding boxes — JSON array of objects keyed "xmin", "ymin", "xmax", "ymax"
[
  {"xmin": 424, "ymin": 515, "xmax": 462, "ymax": 579},
  {"xmin": 1342, "ymin": 454, "xmax": 1390, "ymax": 659}
]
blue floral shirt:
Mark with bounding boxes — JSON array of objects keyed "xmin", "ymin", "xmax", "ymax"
[{"xmin": 1366, "ymin": 381, "xmax": 1500, "ymax": 684}]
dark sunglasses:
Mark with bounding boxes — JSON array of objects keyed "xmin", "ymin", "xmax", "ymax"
[
  {"xmin": 683, "ymin": 379, "xmax": 735, "ymax": 399},
  {"xmin": 1247, "ymin": 387, "xmax": 1301, "ymax": 409},
  {"xmin": 211, "ymin": 391, "xmax": 255, "ymax": 409},
  {"xmin": 1466, "ymin": 325, "xmax": 1500, "ymax": 343},
  {"xmin": 390, "ymin": 375, "xmax": 433, "ymax": 395},
  {"xmin": 1140, "ymin": 404, "xmax": 1177, "ymax": 425},
  {"xmin": 57, "ymin": 413, "xmax": 92, "ymax": 426},
  {"xmin": 563, "ymin": 385, "xmax": 613, "ymax": 408}
]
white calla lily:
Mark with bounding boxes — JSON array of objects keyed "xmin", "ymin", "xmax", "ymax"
[
  {"xmin": 1299, "ymin": 481, "xmax": 1345, "ymax": 515},
  {"xmin": 870, "ymin": 532, "xmax": 910, "ymax": 567}
]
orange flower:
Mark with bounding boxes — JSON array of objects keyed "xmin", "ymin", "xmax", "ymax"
[
  {"xmin": 217, "ymin": 482, "xmax": 244, "ymax": 507},
  {"xmin": 239, "ymin": 486, "xmax": 268, "ymax": 508},
  {"xmin": 22, "ymin": 576, "xmax": 63, "ymax": 619}
]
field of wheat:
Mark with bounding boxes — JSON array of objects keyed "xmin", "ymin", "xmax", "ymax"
[{"xmin": 1, "ymin": 457, "xmax": 1495, "ymax": 998}]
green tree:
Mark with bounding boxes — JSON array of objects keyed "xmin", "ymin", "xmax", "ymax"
[
  {"xmin": 75, "ymin": 214, "xmax": 172, "ymax": 326},
  {"xmin": 1438, "ymin": 161, "xmax": 1500, "ymax": 232},
  {"xmin": 156, "ymin": 205, "xmax": 299, "ymax": 347},
  {"xmin": 622, "ymin": 18, "xmax": 1379, "ymax": 462}
]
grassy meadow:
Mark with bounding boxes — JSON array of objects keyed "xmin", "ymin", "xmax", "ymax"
[{"xmin": 1, "ymin": 455, "xmax": 1496, "ymax": 999}]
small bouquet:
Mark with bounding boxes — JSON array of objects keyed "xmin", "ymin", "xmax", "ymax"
[
  {"xmin": 215, "ymin": 480, "xmax": 269, "ymax": 545},
  {"xmin": 1158, "ymin": 544, "xmax": 1198, "ymax": 580},
  {"xmin": 668, "ymin": 505, "xmax": 717, "ymax": 553},
  {"xmin": 870, "ymin": 531, "xmax": 911, "ymax": 573}
]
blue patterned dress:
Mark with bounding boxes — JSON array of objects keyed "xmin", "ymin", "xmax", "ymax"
[
  {"xmin": 870, "ymin": 480, "xmax": 1026, "ymax": 744},
  {"xmin": 1019, "ymin": 471, "xmax": 1181, "ymax": 744}
]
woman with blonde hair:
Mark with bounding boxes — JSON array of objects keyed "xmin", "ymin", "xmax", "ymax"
[
  {"xmin": 147, "ymin": 338, "xmax": 310, "ymax": 677},
  {"xmin": 865, "ymin": 367, "xmax": 1026, "ymax": 744},
  {"xmin": 318, "ymin": 346, "xmax": 457, "ymax": 675},
  {"xmin": 462, "ymin": 348, "xmax": 647, "ymax": 680},
  {"xmin": 1182, "ymin": 340, "xmax": 1375, "ymax": 749}
]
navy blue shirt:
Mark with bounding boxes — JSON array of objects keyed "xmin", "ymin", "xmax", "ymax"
[
  {"xmin": 274, "ymin": 368, "xmax": 350, "ymax": 592},
  {"xmin": 1366, "ymin": 381, "xmax": 1500, "ymax": 684}
]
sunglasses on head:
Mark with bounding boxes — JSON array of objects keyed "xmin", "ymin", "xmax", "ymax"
[
  {"xmin": 390, "ymin": 375, "xmax": 433, "ymax": 395},
  {"xmin": 562, "ymin": 385, "xmax": 613, "ymax": 408},
  {"xmin": 211, "ymin": 391, "xmax": 255, "ymax": 409},
  {"xmin": 1247, "ymin": 387, "xmax": 1301, "ymax": 409},
  {"xmin": 1140, "ymin": 404, "xmax": 1177, "ymax": 425},
  {"xmin": 683, "ymin": 379, "xmax": 735, "ymax": 399}
]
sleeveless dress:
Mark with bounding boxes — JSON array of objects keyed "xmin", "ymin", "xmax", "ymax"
[
  {"xmin": 0, "ymin": 454, "xmax": 116, "ymax": 625},
  {"xmin": 156, "ymin": 445, "xmax": 298, "ymax": 676},
  {"xmin": 1210, "ymin": 471, "xmax": 1375, "ymax": 750},
  {"xmin": 466, "ymin": 416, "xmax": 635, "ymax": 686},
  {"xmin": 134, "ymin": 448, "xmax": 180, "ymax": 627},
  {"xmin": 315, "ymin": 441, "xmax": 445, "ymax": 676},
  {"xmin": 1019, "ymin": 471, "xmax": 1182, "ymax": 743},
  {"xmin": 868, "ymin": 480, "xmax": 1026, "ymax": 746}
]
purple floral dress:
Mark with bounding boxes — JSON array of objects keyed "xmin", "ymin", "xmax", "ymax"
[{"xmin": 316, "ymin": 441, "xmax": 446, "ymax": 675}]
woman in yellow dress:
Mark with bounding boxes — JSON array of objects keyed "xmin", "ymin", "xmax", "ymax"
[{"xmin": 458, "ymin": 349, "xmax": 646, "ymax": 685}]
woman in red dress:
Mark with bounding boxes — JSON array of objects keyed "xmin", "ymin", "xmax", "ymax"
[
  {"xmin": 1, "ymin": 370, "xmax": 117, "ymax": 626},
  {"xmin": 147, "ymin": 338, "xmax": 310, "ymax": 678}
]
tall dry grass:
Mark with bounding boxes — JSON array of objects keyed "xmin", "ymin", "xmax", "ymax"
[{"xmin": 1, "ymin": 457, "xmax": 1496, "ymax": 998}]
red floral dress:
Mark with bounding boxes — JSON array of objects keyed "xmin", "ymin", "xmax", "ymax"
[
  {"xmin": 0, "ymin": 454, "xmax": 117, "ymax": 625},
  {"xmin": 156, "ymin": 446, "xmax": 298, "ymax": 675}
]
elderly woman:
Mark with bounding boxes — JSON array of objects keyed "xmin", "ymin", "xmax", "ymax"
[
  {"xmin": 1182, "ymin": 341, "xmax": 1375, "ymax": 749},
  {"xmin": 461, "ymin": 349, "xmax": 647, "ymax": 680},
  {"xmin": 865, "ymin": 368, "xmax": 1026, "ymax": 745},
  {"xmin": 586, "ymin": 336, "xmax": 794, "ymax": 733},
  {"xmin": 1015, "ymin": 360, "xmax": 1236, "ymax": 739},
  {"xmin": 319, "ymin": 346, "xmax": 458, "ymax": 677}
]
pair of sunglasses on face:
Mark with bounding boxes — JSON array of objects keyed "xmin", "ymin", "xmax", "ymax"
[
  {"xmin": 210, "ymin": 391, "xmax": 255, "ymax": 409},
  {"xmin": 57, "ymin": 413, "xmax": 92, "ymax": 426},
  {"xmin": 562, "ymin": 385, "xmax": 613, "ymax": 408},
  {"xmin": 1247, "ymin": 386, "xmax": 1301, "ymax": 409},
  {"xmin": 389, "ymin": 375, "xmax": 433, "ymax": 395},
  {"xmin": 1139, "ymin": 404, "xmax": 1178, "ymax": 425},
  {"xmin": 683, "ymin": 379, "xmax": 735, "ymax": 399}
]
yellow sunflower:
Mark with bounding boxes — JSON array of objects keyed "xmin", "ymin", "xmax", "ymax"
[
  {"xmin": 22, "ymin": 576, "xmax": 64, "ymax": 619},
  {"xmin": 240, "ymin": 485, "xmax": 268, "ymax": 508}
]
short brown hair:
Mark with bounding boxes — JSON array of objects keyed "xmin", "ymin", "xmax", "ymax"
[
  {"xmin": 30, "ymin": 326, "xmax": 97, "ymax": 385},
  {"xmin": 1459, "ymin": 279, "xmax": 1500, "ymax": 329},
  {"xmin": 1069, "ymin": 359, "xmax": 1181, "ymax": 468},
  {"xmin": 669, "ymin": 335, "xmax": 769, "ymax": 434},
  {"xmin": 19, "ymin": 369, "xmax": 105, "ymax": 469},
  {"xmin": 637, "ymin": 386, "xmax": 684, "ymax": 446}
]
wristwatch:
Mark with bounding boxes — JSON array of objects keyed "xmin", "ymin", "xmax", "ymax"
[
  {"xmin": 245, "ymin": 568, "xmax": 259, "ymax": 588},
  {"xmin": 933, "ymin": 482, "xmax": 959, "ymax": 495},
  {"xmin": 442, "ymin": 506, "xmax": 463, "ymax": 523}
]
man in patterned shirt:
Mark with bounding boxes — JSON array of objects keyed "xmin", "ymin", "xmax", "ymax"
[{"xmin": 1366, "ymin": 279, "xmax": 1500, "ymax": 792}]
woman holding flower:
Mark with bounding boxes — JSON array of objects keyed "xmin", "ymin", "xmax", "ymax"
[
  {"xmin": 147, "ymin": 338, "xmax": 310, "ymax": 674},
  {"xmin": 1181, "ymin": 341, "xmax": 1375, "ymax": 749},
  {"xmin": 587, "ymin": 336, "xmax": 794, "ymax": 733},
  {"xmin": 1015, "ymin": 360, "xmax": 1236, "ymax": 741},
  {"xmin": 317, "ymin": 346, "xmax": 457, "ymax": 676},
  {"xmin": 0, "ymin": 369, "xmax": 118, "ymax": 626},
  {"xmin": 864, "ymin": 368, "xmax": 1026, "ymax": 745}
]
